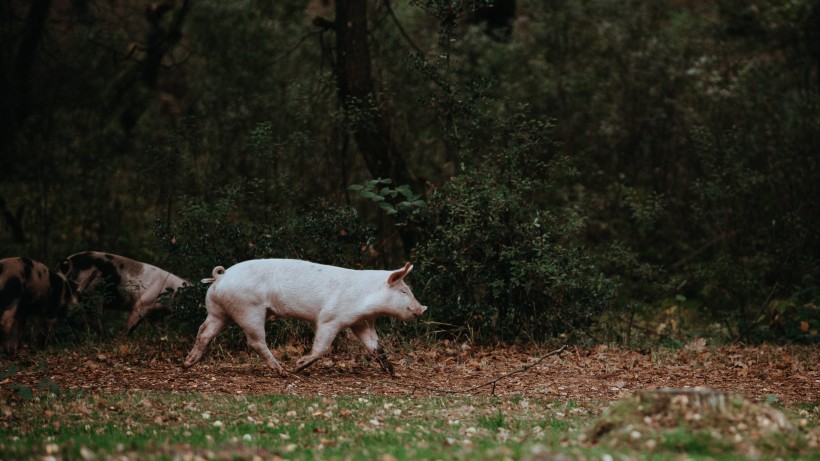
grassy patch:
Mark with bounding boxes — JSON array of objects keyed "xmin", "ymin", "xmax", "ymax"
[
  {"xmin": 1, "ymin": 341, "xmax": 818, "ymax": 460},
  {"xmin": 586, "ymin": 389, "xmax": 820, "ymax": 460},
  {"xmin": 0, "ymin": 390, "xmax": 589, "ymax": 460},
  {"xmin": 0, "ymin": 388, "xmax": 817, "ymax": 460}
]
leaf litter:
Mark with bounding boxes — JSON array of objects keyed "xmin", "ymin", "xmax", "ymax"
[
  {"xmin": 1, "ymin": 339, "xmax": 817, "ymax": 401},
  {"xmin": 0, "ymin": 339, "xmax": 817, "ymax": 459}
]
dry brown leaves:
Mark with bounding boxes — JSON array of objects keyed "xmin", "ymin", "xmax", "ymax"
[{"xmin": 2, "ymin": 339, "xmax": 818, "ymax": 404}]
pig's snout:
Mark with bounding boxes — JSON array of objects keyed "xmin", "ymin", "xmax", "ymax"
[{"xmin": 409, "ymin": 304, "xmax": 428, "ymax": 318}]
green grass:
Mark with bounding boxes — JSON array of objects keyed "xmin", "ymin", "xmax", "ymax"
[
  {"xmin": 2, "ymin": 339, "xmax": 819, "ymax": 460},
  {"xmin": 1, "ymin": 388, "xmax": 817, "ymax": 460},
  {"xmin": 0, "ymin": 390, "xmax": 581, "ymax": 460},
  {"xmin": 659, "ymin": 428, "xmax": 730, "ymax": 455}
]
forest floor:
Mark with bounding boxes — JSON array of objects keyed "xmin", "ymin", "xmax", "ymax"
[{"xmin": 5, "ymin": 338, "xmax": 818, "ymax": 404}]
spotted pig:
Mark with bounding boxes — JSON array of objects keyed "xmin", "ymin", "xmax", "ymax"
[
  {"xmin": 0, "ymin": 257, "xmax": 75, "ymax": 356},
  {"xmin": 57, "ymin": 251, "xmax": 188, "ymax": 334}
]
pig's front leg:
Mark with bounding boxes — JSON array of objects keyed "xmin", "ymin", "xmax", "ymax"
[
  {"xmin": 295, "ymin": 322, "xmax": 341, "ymax": 373},
  {"xmin": 124, "ymin": 307, "xmax": 147, "ymax": 336},
  {"xmin": 351, "ymin": 320, "xmax": 395, "ymax": 377},
  {"xmin": 1, "ymin": 305, "xmax": 21, "ymax": 356},
  {"xmin": 38, "ymin": 317, "xmax": 59, "ymax": 347}
]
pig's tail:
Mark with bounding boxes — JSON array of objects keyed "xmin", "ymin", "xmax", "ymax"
[{"xmin": 200, "ymin": 266, "xmax": 226, "ymax": 284}]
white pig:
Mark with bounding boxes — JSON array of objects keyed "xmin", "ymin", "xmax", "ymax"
[{"xmin": 183, "ymin": 259, "xmax": 427, "ymax": 376}]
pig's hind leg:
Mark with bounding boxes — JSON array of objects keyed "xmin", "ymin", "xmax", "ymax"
[
  {"xmin": 234, "ymin": 310, "xmax": 286, "ymax": 376},
  {"xmin": 351, "ymin": 321, "xmax": 395, "ymax": 377},
  {"xmin": 183, "ymin": 313, "xmax": 227, "ymax": 368}
]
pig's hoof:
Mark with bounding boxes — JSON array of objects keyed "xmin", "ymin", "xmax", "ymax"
[
  {"xmin": 295, "ymin": 356, "xmax": 316, "ymax": 371},
  {"xmin": 378, "ymin": 362, "xmax": 395, "ymax": 377},
  {"xmin": 272, "ymin": 367, "xmax": 287, "ymax": 377}
]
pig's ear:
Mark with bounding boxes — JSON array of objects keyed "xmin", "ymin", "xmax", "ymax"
[
  {"xmin": 57, "ymin": 259, "xmax": 71, "ymax": 274},
  {"xmin": 387, "ymin": 262, "xmax": 413, "ymax": 286}
]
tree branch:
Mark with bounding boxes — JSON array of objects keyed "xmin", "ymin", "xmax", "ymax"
[
  {"xmin": 382, "ymin": 0, "xmax": 422, "ymax": 54},
  {"xmin": 380, "ymin": 345, "xmax": 567, "ymax": 396}
]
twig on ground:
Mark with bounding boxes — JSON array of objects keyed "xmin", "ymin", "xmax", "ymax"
[{"xmin": 380, "ymin": 345, "xmax": 567, "ymax": 396}]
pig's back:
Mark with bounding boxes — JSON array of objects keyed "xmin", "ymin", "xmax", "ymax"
[
  {"xmin": 209, "ymin": 259, "xmax": 382, "ymax": 320},
  {"xmin": 221, "ymin": 259, "xmax": 357, "ymax": 286},
  {"xmin": 135, "ymin": 263, "xmax": 186, "ymax": 293}
]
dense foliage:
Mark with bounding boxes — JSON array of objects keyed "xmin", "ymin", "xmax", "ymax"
[{"xmin": 1, "ymin": 0, "xmax": 818, "ymax": 344}]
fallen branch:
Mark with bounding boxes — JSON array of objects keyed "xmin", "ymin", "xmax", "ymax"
[{"xmin": 382, "ymin": 344, "xmax": 567, "ymax": 396}]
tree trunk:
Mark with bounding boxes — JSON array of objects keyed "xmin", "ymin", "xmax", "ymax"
[
  {"xmin": 12, "ymin": 0, "xmax": 52, "ymax": 126},
  {"xmin": 107, "ymin": 0, "xmax": 191, "ymax": 133},
  {"xmin": 0, "ymin": 0, "xmax": 53, "ymax": 174},
  {"xmin": 333, "ymin": 0, "xmax": 410, "ymax": 186},
  {"xmin": 325, "ymin": 0, "xmax": 417, "ymax": 255}
]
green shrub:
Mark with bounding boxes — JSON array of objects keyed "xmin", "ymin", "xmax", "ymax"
[{"xmin": 414, "ymin": 114, "xmax": 619, "ymax": 342}]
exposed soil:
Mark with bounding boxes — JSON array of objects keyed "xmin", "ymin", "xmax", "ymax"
[{"xmin": 3, "ymin": 338, "xmax": 818, "ymax": 404}]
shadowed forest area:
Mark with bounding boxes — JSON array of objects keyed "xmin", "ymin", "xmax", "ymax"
[{"xmin": 1, "ymin": 0, "xmax": 819, "ymax": 346}]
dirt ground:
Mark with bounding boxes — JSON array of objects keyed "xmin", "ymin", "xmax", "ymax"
[{"xmin": 4, "ymin": 339, "xmax": 818, "ymax": 404}]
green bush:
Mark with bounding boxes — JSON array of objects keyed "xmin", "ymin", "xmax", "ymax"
[
  {"xmin": 414, "ymin": 114, "xmax": 619, "ymax": 342},
  {"xmin": 4, "ymin": 0, "xmax": 819, "ymax": 346}
]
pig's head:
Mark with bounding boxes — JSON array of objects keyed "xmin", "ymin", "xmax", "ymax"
[
  {"xmin": 57, "ymin": 252, "xmax": 113, "ymax": 296},
  {"xmin": 386, "ymin": 263, "xmax": 427, "ymax": 321},
  {"xmin": 43, "ymin": 270, "xmax": 77, "ymax": 333}
]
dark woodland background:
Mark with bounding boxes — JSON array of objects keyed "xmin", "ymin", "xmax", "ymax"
[{"xmin": 1, "ymin": 0, "xmax": 818, "ymax": 344}]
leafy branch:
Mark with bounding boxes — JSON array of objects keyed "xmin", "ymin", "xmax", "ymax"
[{"xmin": 348, "ymin": 179, "xmax": 425, "ymax": 215}]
